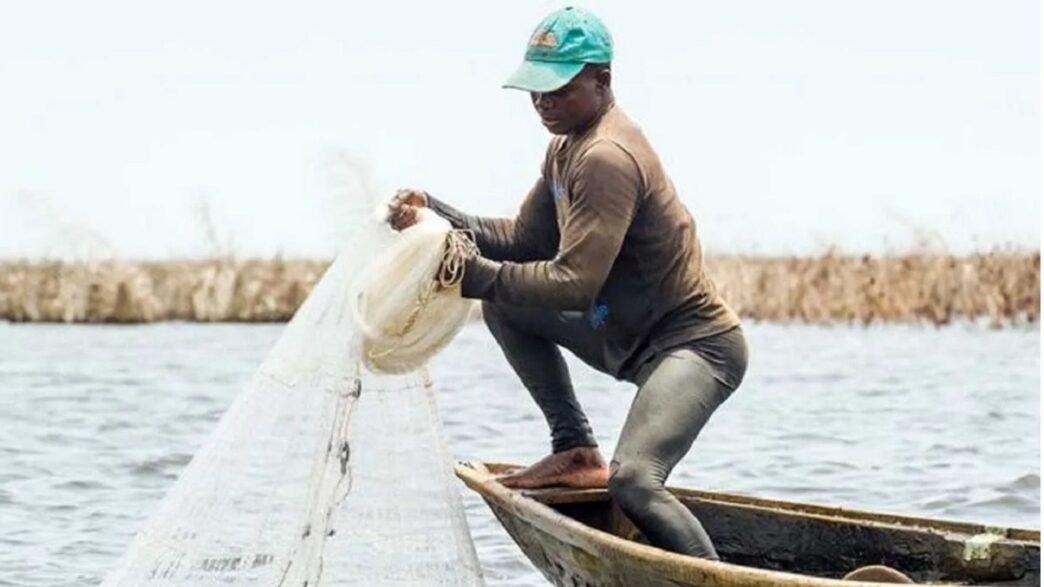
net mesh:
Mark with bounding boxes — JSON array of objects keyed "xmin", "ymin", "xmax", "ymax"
[
  {"xmin": 352, "ymin": 209, "xmax": 477, "ymax": 374},
  {"xmin": 102, "ymin": 217, "xmax": 484, "ymax": 586}
]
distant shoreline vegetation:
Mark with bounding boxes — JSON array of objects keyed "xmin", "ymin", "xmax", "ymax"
[{"xmin": 0, "ymin": 252, "xmax": 1038, "ymax": 327}]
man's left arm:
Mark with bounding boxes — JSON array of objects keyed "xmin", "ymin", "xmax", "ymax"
[{"xmin": 460, "ymin": 141, "xmax": 642, "ymax": 310}]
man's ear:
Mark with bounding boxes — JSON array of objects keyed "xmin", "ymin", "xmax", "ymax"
[{"xmin": 596, "ymin": 67, "xmax": 612, "ymax": 90}]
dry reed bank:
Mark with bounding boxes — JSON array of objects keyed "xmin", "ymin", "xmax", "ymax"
[
  {"xmin": 0, "ymin": 252, "xmax": 1038, "ymax": 326},
  {"xmin": 0, "ymin": 259, "xmax": 327, "ymax": 323},
  {"xmin": 705, "ymin": 252, "xmax": 1038, "ymax": 327}
]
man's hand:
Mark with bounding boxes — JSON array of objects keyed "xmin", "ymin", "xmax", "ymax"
[{"xmin": 387, "ymin": 189, "xmax": 429, "ymax": 231}]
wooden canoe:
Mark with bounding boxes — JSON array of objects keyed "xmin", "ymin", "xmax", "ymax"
[{"xmin": 455, "ymin": 462, "xmax": 1040, "ymax": 586}]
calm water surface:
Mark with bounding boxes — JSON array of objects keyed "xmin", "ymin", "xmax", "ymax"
[{"xmin": 0, "ymin": 322, "xmax": 1039, "ymax": 586}]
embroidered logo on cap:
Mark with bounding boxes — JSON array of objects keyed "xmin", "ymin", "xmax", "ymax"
[{"xmin": 530, "ymin": 30, "xmax": 557, "ymax": 48}]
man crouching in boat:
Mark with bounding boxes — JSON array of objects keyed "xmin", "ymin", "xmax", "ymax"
[{"xmin": 387, "ymin": 6, "xmax": 747, "ymax": 561}]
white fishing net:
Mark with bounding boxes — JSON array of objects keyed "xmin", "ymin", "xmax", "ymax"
[
  {"xmin": 352, "ymin": 209, "xmax": 477, "ymax": 374},
  {"xmin": 102, "ymin": 208, "xmax": 484, "ymax": 585}
]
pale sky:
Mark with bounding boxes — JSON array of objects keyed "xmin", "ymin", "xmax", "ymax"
[{"xmin": 0, "ymin": 0, "xmax": 1039, "ymax": 259}]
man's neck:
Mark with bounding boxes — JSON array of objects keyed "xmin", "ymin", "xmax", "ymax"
[{"xmin": 566, "ymin": 100, "xmax": 615, "ymax": 142}]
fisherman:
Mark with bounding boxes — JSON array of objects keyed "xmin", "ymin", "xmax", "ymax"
[{"xmin": 387, "ymin": 6, "xmax": 746, "ymax": 560}]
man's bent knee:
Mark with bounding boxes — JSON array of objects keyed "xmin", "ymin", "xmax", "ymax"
[
  {"xmin": 607, "ymin": 460, "xmax": 662, "ymax": 511},
  {"xmin": 481, "ymin": 301, "xmax": 539, "ymax": 333},
  {"xmin": 480, "ymin": 301, "xmax": 506, "ymax": 327}
]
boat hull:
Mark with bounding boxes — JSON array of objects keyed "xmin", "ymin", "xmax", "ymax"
[{"xmin": 456, "ymin": 462, "xmax": 1041, "ymax": 587}]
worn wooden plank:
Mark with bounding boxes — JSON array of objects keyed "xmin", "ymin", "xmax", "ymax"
[{"xmin": 457, "ymin": 461, "xmax": 1040, "ymax": 587}]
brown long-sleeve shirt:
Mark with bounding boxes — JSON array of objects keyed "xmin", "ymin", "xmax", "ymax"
[{"xmin": 428, "ymin": 104, "xmax": 739, "ymax": 379}]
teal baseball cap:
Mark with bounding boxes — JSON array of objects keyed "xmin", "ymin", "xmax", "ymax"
[{"xmin": 503, "ymin": 6, "xmax": 614, "ymax": 93}]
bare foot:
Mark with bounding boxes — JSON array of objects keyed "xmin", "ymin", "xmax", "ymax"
[{"xmin": 497, "ymin": 447, "xmax": 609, "ymax": 489}]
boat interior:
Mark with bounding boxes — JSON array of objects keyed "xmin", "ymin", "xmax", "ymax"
[{"xmin": 522, "ymin": 485, "xmax": 1041, "ymax": 586}]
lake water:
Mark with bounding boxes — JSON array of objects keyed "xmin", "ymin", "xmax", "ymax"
[{"xmin": 0, "ymin": 321, "xmax": 1039, "ymax": 586}]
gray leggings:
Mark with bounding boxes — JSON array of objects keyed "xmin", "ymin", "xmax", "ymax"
[{"xmin": 482, "ymin": 302, "xmax": 748, "ymax": 560}]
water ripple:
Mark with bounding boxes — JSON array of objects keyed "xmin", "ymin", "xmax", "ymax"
[{"xmin": 0, "ymin": 321, "xmax": 1037, "ymax": 586}]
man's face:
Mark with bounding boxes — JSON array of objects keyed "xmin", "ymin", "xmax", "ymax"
[{"xmin": 530, "ymin": 67, "xmax": 610, "ymax": 135}]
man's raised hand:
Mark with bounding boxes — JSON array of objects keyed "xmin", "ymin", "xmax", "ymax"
[{"xmin": 387, "ymin": 189, "xmax": 429, "ymax": 231}]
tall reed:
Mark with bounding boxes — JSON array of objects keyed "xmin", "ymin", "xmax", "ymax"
[
  {"xmin": 0, "ymin": 259, "xmax": 326, "ymax": 323},
  {"xmin": 0, "ymin": 252, "xmax": 1037, "ymax": 326},
  {"xmin": 706, "ymin": 251, "xmax": 1039, "ymax": 327}
]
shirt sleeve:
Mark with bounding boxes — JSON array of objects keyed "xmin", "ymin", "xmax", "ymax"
[
  {"xmin": 461, "ymin": 140, "xmax": 643, "ymax": 310},
  {"xmin": 426, "ymin": 178, "xmax": 557, "ymax": 263}
]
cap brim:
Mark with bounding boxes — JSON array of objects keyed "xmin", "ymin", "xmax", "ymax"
[{"xmin": 502, "ymin": 60, "xmax": 585, "ymax": 92}]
